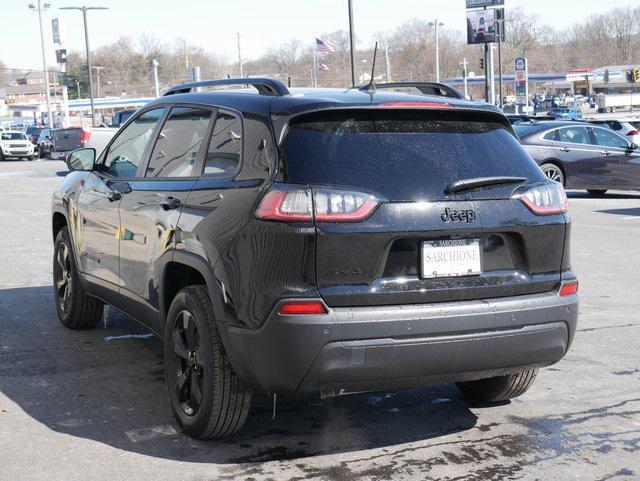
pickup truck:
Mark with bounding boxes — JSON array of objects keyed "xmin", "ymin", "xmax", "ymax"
[{"xmin": 50, "ymin": 126, "xmax": 117, "ymax": 160}]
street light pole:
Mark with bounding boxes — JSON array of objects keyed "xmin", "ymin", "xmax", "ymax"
[
  {"xmin": 347, "ymin": 0, "xmax": 356, "ymax": 87},
  {"xmin": 92, "ymin": 66, "xmax": 104, "ymax": 97},
  {"xmin": 30, "ymin": 0, "xmax": 53, "ymax": 126},
  {"xmin": 60, "ymin": 5, "xmax": 108, "ymax": 127},
  {"xmin": 429, "ymin": 20, "xmax": 444, "ymax": 82}
]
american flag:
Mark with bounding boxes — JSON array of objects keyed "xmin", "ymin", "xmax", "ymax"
[
  {"xmin": 318, "ymin": 63, "xmax": 330, "ymax": 71},
  {"xmin": 316, "ymin": 38, "xmax": 336, "ymax": 53}
]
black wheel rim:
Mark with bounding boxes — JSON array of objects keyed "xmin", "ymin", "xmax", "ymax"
[
  {"xmin": 543, "ymin": 166, "xmax": 563, "ymax": 184},
  {"xmin": 171, "ymin": 310, "xmax": 204, "ymax": 416},
  {"xmin": 54, "ymin": 242, "xmax": 73, "ymax": 313}
]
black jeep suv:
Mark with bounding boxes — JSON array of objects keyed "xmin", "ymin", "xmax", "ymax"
[{"xmin": 51, "ymin": 78, "xmax": 578, "ymax": 439}]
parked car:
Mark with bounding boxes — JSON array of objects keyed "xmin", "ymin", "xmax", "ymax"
[
  {"xmin": 514, "ymin": 120, "xmax": 640, "ymax": 194},
  {"xmin": 110, "ymin": 109, "xmax": 137, "ymax": 127},
  {"xmin": 0, "ymin": 130, "xmax": 36, "ymax": 160},
  {"xmin": 25, "ymin": 125, "xmax": 45, "ymax": 145},
  {"xmin": 52, "ymin": 78, "xmax": 578, "ymax": 439},
  {"xmin": 36, "ymin": 128, "xmax": 54, "ymax": 158},
  {"xmin": 49, "ymin": 127, "xmax": 91, "ymax": 160},
  {"xmin": 586, "ymin": 118, "xmax": 640, "ymax": 145},
  {"xmin": 550, "ymin": 106, "xmax": 582, "ymax": 120}
]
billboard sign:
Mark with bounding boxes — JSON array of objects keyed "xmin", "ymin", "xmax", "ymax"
[
  {"xmin": 515, "ymin": 57, "xmax": 528, "ymax": 107},
  {"xmin": 52, "ymin": 18, "xmax": 61, "ymax": 44},
  {"xmin": 467, "ymin": 9, "xmax": 496, "ymax": 44},
  {"xmin": 466, "ymin": 0, "xmax": 504, "ymax": 7}
]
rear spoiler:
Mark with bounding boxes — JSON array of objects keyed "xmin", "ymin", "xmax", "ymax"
[
  {"xmin": 353, "ymin": 82, "xmax": 466, "ymax": 100},
  {"xmin": 273, "ymin": 104, "xmax": 513, "ymax": 145}
]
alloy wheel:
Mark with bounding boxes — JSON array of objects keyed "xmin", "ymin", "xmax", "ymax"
[
  {"xmin": 543, "ymin": 165, "xmax": 563, "ymax": 184},
  {"xmin": 171, "ymin": 310, "xmax": 204, "ymax": 416},
  {"xmin": 54, "ymin": 242, "xmax": 73, "ymax": 313}
]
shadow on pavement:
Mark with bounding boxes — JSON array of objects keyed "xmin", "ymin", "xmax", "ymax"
[
  {"xmin": 567, "ymin": 191, "xmax": 640, "ymax": 200},
  {"xmin": 0, "ymin": 285, "xmax": 478, "ymax": 465},
  {"xmin": 596, "ymin": 208, "xmax": 640, "ymax": 217}
]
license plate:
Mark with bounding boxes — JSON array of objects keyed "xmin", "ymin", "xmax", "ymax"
[{"xmin": 421, "ymin": 239, "xmax": 481, "ymax": 279}]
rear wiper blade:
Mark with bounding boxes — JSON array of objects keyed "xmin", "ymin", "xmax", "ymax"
[{"xmin": 445, "ymin": 176, "xmax": 527, "ymax": 194}]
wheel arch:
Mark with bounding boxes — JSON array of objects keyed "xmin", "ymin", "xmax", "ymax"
[{"xmin": 158, "ymin": 251, "xmax": 228, "ymax": 337}]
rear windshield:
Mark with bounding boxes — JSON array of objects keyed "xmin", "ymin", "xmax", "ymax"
[
  {"xmin": 513, "ymin": 123, "xmax": 547, "ymax": 137},
  {"xmin": 281, "ymin": 110, "xmax": 545, "ymax": 201}
]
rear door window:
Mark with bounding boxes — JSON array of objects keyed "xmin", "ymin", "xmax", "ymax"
[
  {"xmin": 203, "ymin": 110, "xmax": 242, "ymax": 177},
  {"xmin": 557, "ymin": 126, "xmax": 591, "ymax": 145},
  {"xmin": 281, "ymin": 110, "xmax": 545, "ymax": 201},
  {"xmin": 145, "ymin": 107, "xmax": 213, "ymax": 178}
]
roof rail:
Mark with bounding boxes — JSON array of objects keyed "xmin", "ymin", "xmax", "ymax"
[
  {"xmin": 163, "ymin": 77, "xmax": 290, "ymax": 97},
  {"xmin": 355, "ymin": 82, "xmax": 465, "ymax": 99}
]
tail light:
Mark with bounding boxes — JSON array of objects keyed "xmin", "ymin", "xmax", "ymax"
[
  {"xmin": 513, "ymin": 182, "xmax": 568, "ymax": 215},
  {"xmin": 278, "ymin": 300, "xmax": 328, "ymax": 315},
  {"xmin": 627, "ymin": 130, "xmax": 639, "ymax": 136},
  {"xmin": 256, "ymin": 186, "xmax": 380, "ymax": 223},
  {"xmin": 80, "ymin": 128, "xmax": 91, "ymax": 146},
  {"xmin": 558, "ymin": 280, "xmax": 578, "ymax": 297}
]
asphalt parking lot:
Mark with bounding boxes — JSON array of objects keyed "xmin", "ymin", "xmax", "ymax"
[{"xmin": 0, "ymin": 160, "xmax": 639, "ymax": 481}]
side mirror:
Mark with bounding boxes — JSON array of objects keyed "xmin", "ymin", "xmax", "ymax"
[{"xmin": 66, "ymin": 148, "xmax": 96, "ymax": 171}]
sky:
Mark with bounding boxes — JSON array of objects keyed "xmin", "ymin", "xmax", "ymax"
[{"xmin": 1, "ymin": 0, "xmax": 637, "ymax": 71}]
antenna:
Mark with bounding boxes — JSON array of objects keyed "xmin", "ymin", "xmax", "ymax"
[{"xmin": 363, "ymin": 42, "xmax": 378, "ymax": 92}]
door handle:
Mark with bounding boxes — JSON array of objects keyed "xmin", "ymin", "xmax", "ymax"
[
  {"xmin": 161, "ymin": 196, "xmax": 181, "ymax": 210},
  {"xmin": 560, "ymin": 147, "xmax": 570, "ymax": 152},
  {"xmin": 106, "ymin": 190, "xmax": 122, "ymax": 202},
  {"xmin": 600, "ymin": 151, "xmax": 611, "ymax": 156}
]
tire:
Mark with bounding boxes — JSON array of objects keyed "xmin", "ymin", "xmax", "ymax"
[
  {"xmin": 540, "ymin": 162, "xmax": 565, "ymax": 186},
  {"xmin": 53, "ymin": 227, "xmax": 104, "ymax": 329},
  {"xmin": 587, "ymin": 189, "xmax": 607, "ymax": 196},
  {"xmin": 456, "ymin": 369, "xmax": 539, "ymax": 403},
  {"xmin": 164, "ymin": 285, "xmax": 252, "ymax": 439}
]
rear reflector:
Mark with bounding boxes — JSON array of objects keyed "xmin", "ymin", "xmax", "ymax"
[
  {"xmin": 558, "ymin": 281, "xmax": 578, "ymax": 297},
  {"xmin": 514, "ymin": 182, "xmax": 568, "ymax": 215},
  {"xmin": 278, "ymin": 301, "xmax": 328, "ymax": 315},
  {"xmin": 256, "ymin": 186, "xmax": 380, "ymax": 223},
  {"xmin": 380, "ymin": 101, "xmax": 454, "ymax": 109}
]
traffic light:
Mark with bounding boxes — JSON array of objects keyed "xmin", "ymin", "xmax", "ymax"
[
  {"xmin": 603, "ymin": 69, "xmax": 609, "ymax": 84},
  {"xmin": 626, "ymin": 70, "xmax": 634, "ymax": 83},
  {"xmin": 479, "ymin": 58, "xmax": 484, "ymax": 70},
  {"xmin": 633, "ymin": 67, "xmax": 640, "ymax": 83}
]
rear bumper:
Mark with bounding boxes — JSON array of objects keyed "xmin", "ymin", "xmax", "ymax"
[{"xmin": 219, "ymin": 291, "xmax": 578, "ymax": 394}]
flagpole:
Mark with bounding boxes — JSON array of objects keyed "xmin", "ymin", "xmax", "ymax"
[{"xmin": 312, "ymin": 48, "xmax": 317, "ymax": 87}]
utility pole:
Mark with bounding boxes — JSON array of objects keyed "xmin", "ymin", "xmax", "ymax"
[
  {"xmin": 384, "ymin": 40, "xmax": 391, "ymax": 82},
  {"xmin": 497, "ymin": 11, "xmax": 504, "ymax": 108},
  {"xmin": 347, "ymin": 0, "xmax": 356, "ymax": 87},
  {"xmin": 237, "ymin": 31, "xmax": 243, "ymax": 77},
  {"xmin": 151, "ymin": 59, "xmax": 160, "ymax": 97},
  {"xmin": 30, "ymin": 0, "xmax": 53, "ymax": 126},
  {"xmin": 460, "ymin": 58, "xmax": 469, "ymax": 99},
  {"xmin": 488, "ymin": 43, "xmax": 495, "ymax": 105},
  {"xmin": 76, "ymin": 79, "xmax": 80, "ymax": 98},
  {"xmin": 429, "ymin": 19, "xmax": 444, "ymax": 82},
  {"xmin": 60, "ymin": 5, "xmax": 109, "ymax": 127},
  {"xmin": 92, "ymin": 66, "xmax": 104, "ymax": 97}
]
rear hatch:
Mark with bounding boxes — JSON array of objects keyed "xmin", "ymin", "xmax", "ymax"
[
  {"xmin": 280, "ymin": 108, "xmax": 568, "ymax": 307},
  {"xmin": 52, "ymin": 127, "xmax": 86, "ymax": 152}
]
